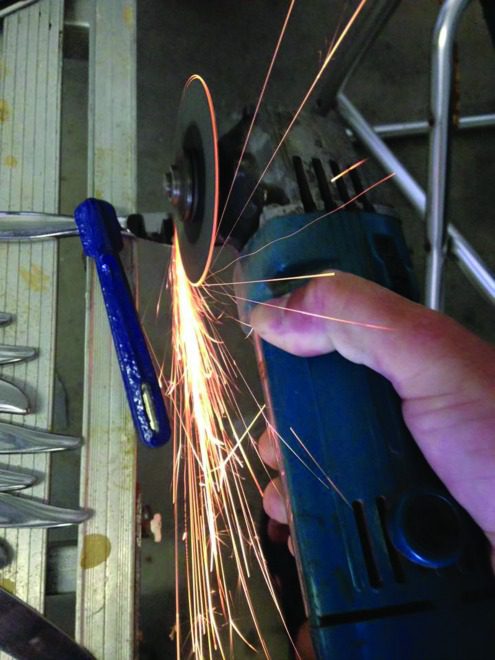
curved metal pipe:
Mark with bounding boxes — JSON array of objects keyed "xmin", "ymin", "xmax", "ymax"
[
  {"xmin": 337, "ymin": 94, "xmax": 495, "ymax": 306},
  {"xmin": 426, "ymin": 0, "xmax": 471, "ymax": 310},
  {"xmin": 373, "ymin": 113, "xmax": 495, "ymax": 139}
]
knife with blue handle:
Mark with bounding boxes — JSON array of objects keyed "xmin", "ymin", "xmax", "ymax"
[{"xmin": 74, "ymin": 198, "xmax": 170, "ymax": 448}]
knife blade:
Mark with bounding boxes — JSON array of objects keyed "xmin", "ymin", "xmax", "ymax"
[
  {"xmin": 0, "ymin": 422, "xmax": 81, "ymax": 453},
  {"xmin": 0, "ymin": 468, "xmax": 36, "ymax": 492},
  {"xmin": 0, "ymin": 494, "xmax": 91, "ymax": 527},
  {"xmin": 0, "ymin": 587, "xmax": 95, "ymax": 659},
  {"xmin": 0, "ymin": 379, "xmax": 29, "ymax": 414},
  {"xmin": 0, "ymin": 344, "xmax": 37, "ymax": 365},
  {"xmin": 0, "ymin": 211, "xmax": 171, "ymax": 243}
]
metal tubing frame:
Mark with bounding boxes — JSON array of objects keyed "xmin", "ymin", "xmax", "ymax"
[
  {"xmin": 426, "ymin": 0, "xmax": 471, "ymax": 309},
  {"xmin": 372, "ymin": 113, "xmax": 495, "ymax": 139},
  {"xmin": 337, "ymin": 93, "xmax": 495, "ymax": 305}
]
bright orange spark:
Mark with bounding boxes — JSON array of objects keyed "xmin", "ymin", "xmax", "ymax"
[
  {"xmin": 209, "ymin": 172, "xmax": 396, "ymax": 280},
  {"xmin": 224, "ymin": 291, "xmax": 393, "ymax": 331},
  {"xmin": 181, "ymin": 75, "xmax": 219, "ymax": 288},
  {"xmin": 330, "ymin": 158, "xmax": 367, "ymax": 183},
  {"xmin": 204, "ymin": 271, "xmax": 336, "ymax": 288},
  {"xmin": 289, "ymin": 427, "xmax": 351, "ymax": 507},
  {"xmin": 218, "ymin": 0, "xmax": 297, "ymax": 236},
  {"xmin": 169, "ymin": 246, "xmax": 290, "ymax": 659},
  {"xmin": 219, "ymin": 0, "xmax": 369, "ymax": 242}
]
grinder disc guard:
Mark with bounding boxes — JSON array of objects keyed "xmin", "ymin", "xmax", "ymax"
[{"xmin": 169, "ymin": 75, "xmax": 219, "ymax": 285}]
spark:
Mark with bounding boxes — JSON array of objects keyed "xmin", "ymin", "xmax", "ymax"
[
  {"xmin": 267, "ymin": 422, "xmax": 345, "ymax": 498},
  {"xmin": 330, "ymin": 158, "xmax": 367, "ymax": 183},
  {"xmin": 218, "ymin": 0, "xmax": 297, "ymax": 234},
  {"xmin": 169, "ymin": 245, "xmax": 291, "ymax": 658},
  {"xmin": 214, "ymin": 287, "xmax": 392, "ymax": 332},
  {"xmin": 209, "ymin": 172, "xmax": 396, "ymax": 279},
  {"xmin": 232, "ymin": 293, "xmax": 393, "ymax": 331},
  {"xmin": 204, "ymin": 271, "xmax": 336, "ymax": 288},
  {"xmin": 215, "ymin": 0, "xmax": 369, "ymax": 252},
  {"xmin": 289, "ymin": 427, "xmax": 351, "ymax": 507},
  {"xmin": 136, "ymin": 256, "xmax": 169, "ymax": 328}
]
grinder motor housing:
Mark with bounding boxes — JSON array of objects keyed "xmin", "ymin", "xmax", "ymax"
[
  {"xmin": 235, "ymin": 206, "xmax": 495, "ymax": 659},
  {"xmin": 222, "ymin": 108, "xmax": 495, "ymax": 656},
  {"xmin": 167, "ymin": 96, "xmax": 495, "ymax": 658}
]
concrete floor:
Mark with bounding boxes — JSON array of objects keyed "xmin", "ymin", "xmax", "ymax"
[{"xmin": 50, "ymin": 0, "xmax": 495, "ymax": 657}]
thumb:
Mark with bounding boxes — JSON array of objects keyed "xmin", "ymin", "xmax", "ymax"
[
  {"xmin": 249, "ymin": 271, "xmax": 494, "ymax": 401},
  {"xmin": 250, "ymin": 271, "xmax": 495, "ymax": 552}
]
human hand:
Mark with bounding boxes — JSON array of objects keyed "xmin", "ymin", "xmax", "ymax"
[{"xmin": 251, "ymin": 271, "xmax": 495, "ymax": 569}]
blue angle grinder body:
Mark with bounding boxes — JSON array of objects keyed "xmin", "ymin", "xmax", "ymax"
[
  {"xmin": 168, "ymin": 81, "xmax": 495, "ymax": 658},
  {"xmin": 235, "ymin": 207, "xmax": 495, "ymax": 659}
]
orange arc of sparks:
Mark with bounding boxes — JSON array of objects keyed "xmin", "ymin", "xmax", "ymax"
[{"xmin": 179, "ymin": 74, "xmax": 219, "ymax": 288}]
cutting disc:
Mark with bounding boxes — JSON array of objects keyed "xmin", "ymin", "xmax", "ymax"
[{"xmin": 171, "ymin": 75, "xmax": 219, "ymax": 286}]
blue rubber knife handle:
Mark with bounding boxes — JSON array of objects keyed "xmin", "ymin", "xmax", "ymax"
[{"xmin": 74, "ymin": 198, "xmax": 170, "ymax": 448}]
